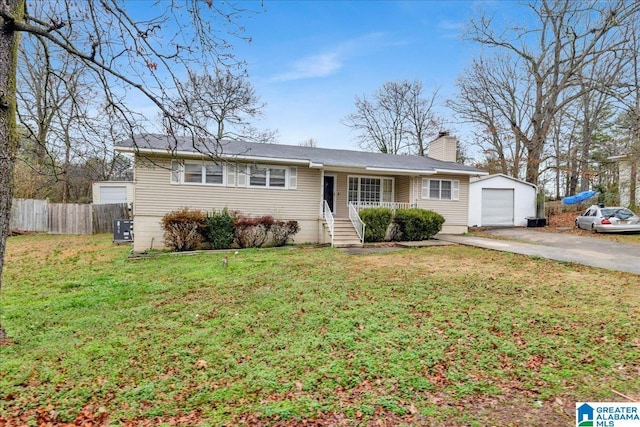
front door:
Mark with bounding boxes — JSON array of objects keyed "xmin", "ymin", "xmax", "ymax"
[{"xmin": 323, "ymin": 175, "xmax": 335, "ymax": 213}]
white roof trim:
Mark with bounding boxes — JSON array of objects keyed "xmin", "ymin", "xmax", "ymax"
[
  {"xmin": 365, "ymin": 167, "xmax": 436, "ymax": 175},
  {"xmin": 434, "ymin": 168, "xmax": 489, "ymax": 176},
  {"xmin": 471, "ymin": 173, "xmax": 536, "ymax": 188},
  {"xmin": 117, "ymin": 146, "xmax": 312, "ymax": 166}
]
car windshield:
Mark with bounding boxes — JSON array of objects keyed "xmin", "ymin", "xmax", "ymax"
[{"xmin": 601, "ymin": 208, "xmax": 635, "ymax": 220}]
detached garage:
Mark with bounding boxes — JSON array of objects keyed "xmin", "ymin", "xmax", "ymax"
[
  {"xmin": 92, "ymin": 181, "xmax": 134, "ymax": 205},
  {"xmin": 468, "ymin": 174, "xmax": 537, "ymax": 227}
]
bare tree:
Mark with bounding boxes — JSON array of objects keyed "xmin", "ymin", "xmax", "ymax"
[
  {"xmin": 405, "ymin": 82, "xmax": 441, "ymax": 156},
  {"xmin": 466, "ymin": 0, "xmax": 638, "ymax": 185},
  {"xmin": 344, "ymin": 80, "xmax": 440, "ymax": 155},
  {"xmin": 572, "ymin": 82, "xmax": 614, "ymax": 194},
  {"xmin": 607, "ymin": 12, "xmax": 640, "ymax": 208},
  {"xmin": 0, "ymin": 0, "xmax": 255, "ymax": 338},
  {"xmin": 299, "ymin": 138, "xmax": 318, "ymax": 147},
  {"xmin": 449, "ymin": 55, "xmax": 529, "ymax": 178},
  {"xmin": 14, "ymin": 22, "xmax": 139, "ymax": 203},
  {"xmin": 166, "ymin": 69, "xmax": 278, "ymax": 143}
]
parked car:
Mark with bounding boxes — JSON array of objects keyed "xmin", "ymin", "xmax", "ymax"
[{"xmin": 575, "ymin": 205, "xmax": 640, "ymax": 233}]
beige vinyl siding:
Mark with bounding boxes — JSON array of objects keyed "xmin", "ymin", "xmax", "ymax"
[
  {"xmin": 135, "ymin": 156, "xmax": 320, "ymax": 218},
  {"xmin": 415, "ymin": 174, "xmax": 470, "ymax": 233},
  {"xmin": 132, "ymin": 155, "xmax": 322, "ymax": 250},
  {"xmin": 395, "ymin": 176, "xmax": 411, "ymax": 203},
  {"xmin": 428, "ymin": 136, "xmax": 457, "ymax": 162}
]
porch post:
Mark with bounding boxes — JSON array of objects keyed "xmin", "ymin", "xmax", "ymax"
[{"xmin": 320, "ymin": 169, "xmax": 325, "ymax": 217}]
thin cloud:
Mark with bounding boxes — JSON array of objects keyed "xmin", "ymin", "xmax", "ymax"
[
  {"xmin": 271, "ymin": 52, "xmax": 342, "ymax": 82},
  {"xmin": 437, "ymin": 19, "xmax": 464, "ymax": 39},
  {"xmin": 271, "ymin": 32, "xmax": 388, "ymax": 82}
]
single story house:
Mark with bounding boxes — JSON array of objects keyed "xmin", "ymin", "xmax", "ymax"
[
  {"xmin": 468, "ymin": 174, "xmax": 537, "ymax": 227},
  {"xmin": 92, "ymin": 181, "xmax": 134, "ymax": 206},
  {"xmin": 115, "ymin": 133, "xmax": 487, "ymax": 251}
]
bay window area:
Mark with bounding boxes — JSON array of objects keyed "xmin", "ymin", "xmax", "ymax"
[{"xmin": 348, "ymin": 176, "xmax": 394, "ymax": 207}]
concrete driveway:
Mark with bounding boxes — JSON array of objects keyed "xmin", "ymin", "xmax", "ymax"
[{"xmin": 436, "ymin": 228, "xmax": 640, "ymax": 275}]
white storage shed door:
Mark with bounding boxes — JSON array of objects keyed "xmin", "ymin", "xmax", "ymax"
[
  {"xmin": 99, "ymin": 186, "xmax": 127, "ymax": 204},
  {"xmin": 481, "ymin": 189, "xmax": 514, "ymax": 226}
]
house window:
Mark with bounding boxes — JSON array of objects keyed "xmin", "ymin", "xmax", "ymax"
[
  {"xmin": 348, "ymin": 176, "xmax": 394, "ymax": 205},
  {"xmin": 422, "ymin": 179, "xmax": 459, "ymax": 200},
  {"xmin": 248, "ymin": 165, "xmax": 289, "ymax": 188},
  {"xmin": 205, "ymin": 164, "xmax": 224, "ymax": 184},
  {"xmin": 184, "ymin": 163, "xmax": 203, "ymax": 183},
  {"xmin": 171, "ymin": 160, "xmax": 225, "ymax": 185}
]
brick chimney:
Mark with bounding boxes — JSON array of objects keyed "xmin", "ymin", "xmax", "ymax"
[{"xmin": 428, "ymin": 132, "xmax": 457, "ymax": 162}]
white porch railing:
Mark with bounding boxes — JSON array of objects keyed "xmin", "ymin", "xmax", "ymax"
[
  {"xmin": 351, "ymin": 201, "xmax": 417, "ymax": 213},
  {"xmin": 348, "ymin": 202, "xmax": 365, "ymax": 244},
  {"xmin": 323, "ymin": 200, "xmax": 334, "ymax": 246}
]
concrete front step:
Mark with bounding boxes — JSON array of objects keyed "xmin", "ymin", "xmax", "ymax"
[{"xmin": 326, "ymin": 218, "xmax": 363, "ymax": 247}]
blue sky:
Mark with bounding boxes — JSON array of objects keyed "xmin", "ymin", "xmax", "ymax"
[{"xmin": 231, "ymin": 1, "xmax": 491, "ymax": 151}]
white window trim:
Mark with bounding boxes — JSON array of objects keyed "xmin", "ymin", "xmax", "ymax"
[
  {"xmin": 247, "ymin": 164, "xmax": 292, "ymax": 189},
  {"xmin": 421, "ymin": 178, "xmax": 459, "ymax": 201},
  {"xmin": 347, "ymin": 175, "xmax": 395, "ymax": 205},
  {"xmin": 170, "ymin": 160, "xmax": 226, "ymax": 186}
]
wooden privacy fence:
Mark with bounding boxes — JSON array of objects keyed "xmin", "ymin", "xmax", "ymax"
[
  {"xmin": 93, "ymin": 203, "xmax": 130, "ymax": 234},
  {"xmin": 9, "ymin": 199, "xmax": 48, "ymax": 232},
  {"xmin": 48, "ymin": 203, "xmax": 94, "ymax": 235},
  {"xmin": 10, "ymin": 199, "xmax": 129, "ymax": 235}
]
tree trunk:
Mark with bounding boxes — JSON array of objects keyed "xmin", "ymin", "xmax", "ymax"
[
  {"xmin": 568, "ymin": 149, "xmax": 579, "ymax": 196},
  {"xmin": 630, "ymin": 155, "xmax": 638, "ymax": 210},
  {"xmin": 0, "ymin": 0, "xmax": 24, "ymax": 339},
  {"xmin": 525, "ymin": 137, "xmax": 544, "ymax": 186}
]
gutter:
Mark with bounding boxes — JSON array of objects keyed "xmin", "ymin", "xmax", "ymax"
[{"xmin": 116, "ymin": 146, "xmax": 313, "ymax": 166}]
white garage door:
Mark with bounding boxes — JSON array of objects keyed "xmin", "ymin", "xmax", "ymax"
[
  {"xmin": 481, "ymin": 189, "xmax": 514, "ymax": 226},
  {"xmin": 99, "ymin": 186, "xmax": 127, "ymax": 204}
]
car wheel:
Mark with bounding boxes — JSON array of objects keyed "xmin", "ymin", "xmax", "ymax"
[{"xmin": 591, "ymin": 224, "xmax": 597, "ymax": 234}]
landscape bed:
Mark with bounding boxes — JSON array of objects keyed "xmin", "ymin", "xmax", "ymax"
[{"xmin": 0, "ymin": 234, "xmax": 638, "ymax": 426}]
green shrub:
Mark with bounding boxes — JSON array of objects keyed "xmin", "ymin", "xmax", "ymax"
[
  {"xmin": 161, "ymin": 208, "xmax": 206, "ymax": 251},
  {"xmin": 205, "ymin": 208, "xmax": 236, "ymax": 249},
  {"xmin": 393, "ymin": 208, "xmax": 445, "ymax": 241},
  {"xmin": 359, "ymin": 207, "xmax": 393, "ymax": 242}
]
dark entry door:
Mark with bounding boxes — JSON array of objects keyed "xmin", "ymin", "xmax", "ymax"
[{"xmin": 323, "ymin": 175, "xmax": 335, "ymax": 213}]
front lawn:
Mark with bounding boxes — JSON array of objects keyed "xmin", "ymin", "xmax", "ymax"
[{"xmin": 1, "ymin": 234, "xmax": 638, "ymax": 426}]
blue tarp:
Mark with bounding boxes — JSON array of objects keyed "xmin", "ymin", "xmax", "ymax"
[{"xmin": 562, "ymin": 190, "xmax": 597, "ymax": 205}]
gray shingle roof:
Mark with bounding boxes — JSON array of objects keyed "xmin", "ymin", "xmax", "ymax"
[{"xmin": 116, "ymin": 134, "xmax": 486, "ymax": 175}]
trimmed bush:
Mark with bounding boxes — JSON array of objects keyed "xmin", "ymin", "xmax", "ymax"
[
  {"xmin": 161, "ymin": 208, "xmax": 206, "ymax": 251},
  {"xmin": 205, "ymin": 208, "xmax": 236, "ymax": 249},
  {"xmin": 393, "ymin": 208, "xmax": 445, "ymax": 241},
  {"xmin": 270, "ymin": 220, "xmax": 300, "ymax": 247},
  {"xmin": 359, "ymin": 207, "xmax": 393, "ymax": 242},
  {"xmin": 234, "ymin": 215, "xmax": 275, "ymax": 248}
]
